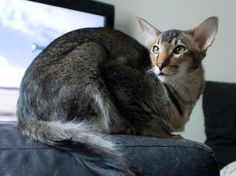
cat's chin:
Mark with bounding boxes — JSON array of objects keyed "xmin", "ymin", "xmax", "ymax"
[
  {"xmin": 147, "ymin": 67, "xmax": 167, "ymax": 82},
  {"xmin": 157, "ymin": 75, "xmax": 167, "ymax": 82},
  {"xmin": 149, "ymin": 67, "xmax": 168, "ymax": 82},
  {"xmin": 152, "ymin": 67, "xmax": 161, "ymax": 76}
]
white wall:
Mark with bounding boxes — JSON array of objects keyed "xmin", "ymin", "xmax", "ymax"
[{"xmin": 97, "ymin": 0, "xmax": 236, "ymax": 142}]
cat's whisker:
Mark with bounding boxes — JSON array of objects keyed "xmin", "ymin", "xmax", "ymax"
[
  {"xmin": 147, "ymin": 69, "xmax": 154, "ymax": 74},
  {"xmin": 146, "ymin": 69, "xmax": 161, "ymax": 81}
]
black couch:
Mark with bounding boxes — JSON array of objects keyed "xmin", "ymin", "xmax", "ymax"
[
  {"xmin": 1, "ymin": 81, "xmax": 227, "ymax": 176},
  {"xmin": 0, "ymin": 123, "xmax": 218, "ymax": 176},
  {"xmin": 203, "ymin": 81, "xmax": 236, "ymax": 169}
]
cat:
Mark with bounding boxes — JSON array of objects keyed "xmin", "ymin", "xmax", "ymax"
[{"xmin": 17, "ymin": 17, "xmax": 218, "ymax": 176}]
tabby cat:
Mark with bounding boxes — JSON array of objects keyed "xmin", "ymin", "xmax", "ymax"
[{"xmin": 17, "ymin": 17, "xmax": 218, "ymax": 176}]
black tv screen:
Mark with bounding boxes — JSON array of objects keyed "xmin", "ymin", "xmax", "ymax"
[{"xmin": 0, "ymin": 0, "xmax": 114, "ymax": 121}]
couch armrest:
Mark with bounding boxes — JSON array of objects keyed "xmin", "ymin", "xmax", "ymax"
[{"xmin": 0, "ymin": 123, "xmax": 219, "ymax": 176}]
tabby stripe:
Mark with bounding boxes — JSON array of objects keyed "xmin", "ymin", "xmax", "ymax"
[{"xmin": 163, "ymin": 83, "xmax": 183, "ymax": 116}]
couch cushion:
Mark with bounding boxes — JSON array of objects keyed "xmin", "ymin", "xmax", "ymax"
[
  {"xmin": 0, "ymin": 123, "xmax": 219, "ymax": 176},
  {"xmin": 203, "ymin": 81, "xmax": 236, "ymax": 169}
]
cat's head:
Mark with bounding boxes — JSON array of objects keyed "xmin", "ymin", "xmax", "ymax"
[{"xmin": 138, "ymin": 17, "xmax": 218, "ymax": 82}]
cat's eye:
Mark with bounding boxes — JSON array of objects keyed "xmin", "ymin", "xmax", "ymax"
[
  {"xmin": 152, "ymin": 45, "xmax": 160, "ymax": 55},
  {"xmin": 173, "ymin": 45, "xmax": 186, "ymax": 54}
]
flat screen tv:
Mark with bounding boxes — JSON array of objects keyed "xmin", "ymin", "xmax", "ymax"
[{"xmin": 0, "ymin": 0, "xmax": 114, "ymax": 121}]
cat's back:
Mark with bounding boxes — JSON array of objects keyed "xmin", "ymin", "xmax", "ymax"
[
  {"xmin": 33, "ymin": 28, "xmax": 146, "ymax": 64},
  {"xmin": 23, "ymin": 27, "xmax": 149, "ymax": 82},
  {"xmin": 18, "ymin": 27, "xmax": 149, "ymax": 122}
]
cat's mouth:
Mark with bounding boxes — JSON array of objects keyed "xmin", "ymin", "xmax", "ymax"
[
  {"xmin": 148, "ymin": 66, "xmax": 168, "ymax": 76},
  {"xmin": 147, "ymin": 67, "xmax": 168, "ymax": 80},
  {"xmin": 158, "ymin": 72, "xmax": 166, "ymax": 76}
]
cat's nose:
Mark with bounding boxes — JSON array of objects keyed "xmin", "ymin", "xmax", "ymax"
[
  {"xmin": 157, "ymin": 53, "xmax": 169, "ymax": 70},
  {"xmin": 157, "ymin": 63, "xmax": 164, "ymax": 70}
]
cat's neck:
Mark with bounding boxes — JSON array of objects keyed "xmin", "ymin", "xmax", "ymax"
[
  {"xmin": 163, "ymin": 65, "xmax": 204, "ymax": 104},
  {"xmin": 158, "ymin": 66, "xmax": 204, "ymax": 132}
]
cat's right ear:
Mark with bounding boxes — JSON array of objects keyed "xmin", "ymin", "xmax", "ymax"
[{"xmin": 138, "ymin": 17, "xmax": 161, "ymax": 46}]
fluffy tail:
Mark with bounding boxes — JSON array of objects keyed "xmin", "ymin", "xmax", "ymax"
[{"xmin": 18, "ymin": 118, "xmax": 137, "ymax": 176}]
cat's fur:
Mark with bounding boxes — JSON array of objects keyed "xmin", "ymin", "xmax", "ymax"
[{"xmin": 17, "ymin": 17, "xmax": 218, "ymax": 176}]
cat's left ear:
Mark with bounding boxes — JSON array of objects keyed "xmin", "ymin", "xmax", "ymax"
[
  {"xmin": 138, "ymin": 17, "xmax": 161, "ymax": 46},
  {"xmin": 191, "ymin": 17, "xmax": 218, "ymax": 51}
]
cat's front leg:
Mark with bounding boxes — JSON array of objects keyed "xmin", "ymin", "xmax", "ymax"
[
  {"xmin": 140, "ymin": 118, "xmax": 184, "ymax": 139},
  {"xmin": 102, "ymin": 62, "xmax": 174, "ymax": 138}
]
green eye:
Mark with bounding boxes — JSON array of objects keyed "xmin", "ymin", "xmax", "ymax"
[
  {"xmin": 152, "ymin": 45, "xmax": 160, "ymax": 54},
  {"xmin": 174, "ymin": 45, "xmax": 186, "ymax": 54}
]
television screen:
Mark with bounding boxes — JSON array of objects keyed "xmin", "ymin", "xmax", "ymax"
[{"xmin": 0, "ymin": 0, "xmax": 114, "ymax": 121}]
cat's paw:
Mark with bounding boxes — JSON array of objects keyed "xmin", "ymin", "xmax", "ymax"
[{"xmin": 170, "ymin": 134, "xmax": 184, "ymax": 139}]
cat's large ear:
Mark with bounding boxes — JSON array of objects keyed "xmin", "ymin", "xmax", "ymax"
[
  {"xmin": 191, "ymin": 17, "xmax": 218, "ymax": 51},
  {"xmin": 138, "ymin": 17, "xmax": 161, "ymax": 46}
]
